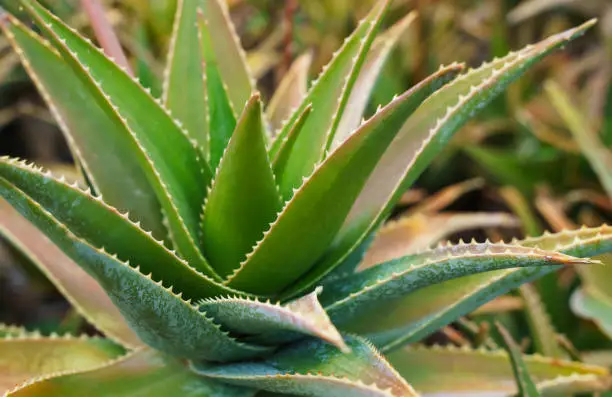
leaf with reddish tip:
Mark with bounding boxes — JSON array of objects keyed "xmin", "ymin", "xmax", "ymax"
[
  {"xmin": 225, "ymin": 67, "xmax": 461, "ymax": 296},
  {"xmin": 0, "ymin": 199, "xmax": 141, "ymax": 348},
  {"xmin": 271, "ymin": 0, "xmax": 391, "ymax": 200},
  {"xmin": 163, "ymin": 0, "xmax": 208, "ymax": 153},
  {"xmin": 267, "ymin": 52, "xmax": 312, "ymax": 132},
  {"xmin": 496, "ymin": 323, "xmax": 540, "ymax": 396},
  {"xmin": 387, "ymin": 345, "xmax": 609, "ymax": 397},
  {"xmin": 0, "ymin": 178, "xmax": 270, "ymax": 361},
  {"xmin": 0, "ymin": 12, "xmax": 165, "ymax": 240},
  {"xmin": 199, "ymin": 288, "xmax": 348, "ymax": 352},
  {"xmin": 202, "ymin": 95, "xmax": 282, "ymax": 277},
  {"xmin": 332, "ymin": 11, "xmax": 416, "ymax": 148},
  {"xmin": 20, "ymin": 0, "xmax": 215, "ymax": 275},
  {"xmin": 320, "ymin": 242, "xmax": 590, "ymax": 329},
  {"xmin": 0, "ymin": 157, "xmax": 241, "ymax": 301},
  {"xmin": 192, "ymin": 335, "xmax": 418, "ymax": 397},
  {"xmin": 311, "ymin": 21, "xmax": 596, "ymax": 301},
  {"xmin": 7, "ymin": 349, "xmax": 256, "ymax": 397},
  {"xmin": 0, "ymin": 335, "xmax": 122, "ymax": 394},
  {"xmin": 199, "ymin": 0, "xmax": 255, "ymax": 116}
]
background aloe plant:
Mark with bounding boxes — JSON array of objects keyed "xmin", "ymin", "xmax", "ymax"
[{"xmin": 0, "ymin": 0, "xmax": 611, "ymax": 396}]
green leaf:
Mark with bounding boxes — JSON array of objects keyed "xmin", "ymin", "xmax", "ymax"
[
  {"xmin": 332, "ymin": 11, "xmax": 416, "ymax": 148},
  {"xmin": 361, "ymin": 226, "xmax": 612, "ymax": 351},
  {"xmin": 201, "ymin": 95, "xmax": 282, "ymax": 277},
  {"xmin": 267, "ymin": 53, "xmax": 312, "ymax": 132},
  {"xmin": 0, "ymin": 324, "xmax": 28, "ymax": 338},
  {"xmin": 545, "ymin": 80, "xmax": 612, "ymax": 199},
  {"xmin": 199, "ymin": 288, "xmax": 347, "ymax": 352},
  {"xmin": 311, "ymin": 21, "xmax": 596, "ymax": 300},
  {"xmin": 7, "ymin": 349, "xmax": 257, "ymax": 397},
  {"xmin": 192, "ymin": 335, "xmax": 418, "ymax": 397},
  {"xmin": 0, "ymin": 199, "xmax": 142, "ymax": 348},
  {"xmin": 271, "ymin": 0, "xmax": 391, "ymax": 200},
  {"xmin": 0, "ymin": 158, "xmax": 242, "ymax": 301},
  {"xmin": 225, "ymin": 67, "xmax": 461, "ymax": 296},
  {"xmin": 20, "ymin": 0, "xmax": 215, "ymax": 276},
  {"xmin": 197, "ymin": 8, "xmax": 237, "ymax": 169},
  {"xmin": 0, "ymin": 12, "xmax": 166, "ymax": 240},
  {"xmin": 271, "ymin": 104, "xmax": 313, "ymax": 175},
  {"xmin": 163, "ymin": 0, "xmax": 209, "ymax": 153},
  {"xmin": 320, "ymin": 242, "xmax": 590, "ymax": 328},
  {"xmin": 1, "ymin": 335, "xmax": 122, "ymax": 394},
  {"xmin": 0, "ymin": 178, "xmax": 270, "ymax": 361},
  {"xmin": 571, "ymin": 287, "xmax": 612, "ymax": 340},
  {"xmin": 496, "ymin": 322, "xmax": 540, "ymax": 396},
  {"xmin": 198, "ymin": 0, "xmax": 255, "ymax": 117},
  {"xmin": 387, "ymin": 345, "xmax": 609, "ymax": 397}
]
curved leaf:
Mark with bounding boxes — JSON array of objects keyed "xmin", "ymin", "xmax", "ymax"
[
  {"xmin": 7, "ymin": 349, "xmax": 256, "ymax": 397},
  {"xmin": 21, "ymin": 0, "xmax": 215, "ymax": 275},
  {"xmin": 320, "ymin": 242, "xmax": 590, "ymax": 328},
  {"xmin": 387, "ymin": 345, "xmax": 608, "ymax": 397},
  {"xmin": 226, "ymin": 67, "xmax": 461, "ymax": 295},
  {"xmin": 192, "ymin": 335, "xmax": 417, "ymax": 397},
  {"xmin": 571, "ymin": 289, "xmax": 612, "ymax": 340},
  {"xmin": 163, "ymin": 0, "xmax": 208, "ymax": 153},
  {"xmin": 199, "ymin": 288, "xmax": 347, "ymax": 352},
  {"xmin": 0, "ymin": 12, "xmax": 165, "ymax": 240},
  {"xmin": 202, "ymin": 95, "xmax": 281, "ymax": 277},
  {"xmin": 1, "ymin": 335, "xmax": 122, "ymax": 394},
  {"xmin": 0, "ymin": 199, "xmax": 141, "ymax": 348},
  {"xmin": 0, "ymin": 178, "xmax": 270, "ymax": 361},
  {"xmin": 0, "ymin": 158, "xmax": 242, "ymax": 301}
]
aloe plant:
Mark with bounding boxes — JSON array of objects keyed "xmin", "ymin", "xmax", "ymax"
[{"xmin": 0, "ymin": 0, "xmax": 609, "ymax": 396}]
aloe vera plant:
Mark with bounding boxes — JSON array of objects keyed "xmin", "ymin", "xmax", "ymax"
[{"xmin": 0, "ymin": 0, "xmax": 609, "ymax": 396}]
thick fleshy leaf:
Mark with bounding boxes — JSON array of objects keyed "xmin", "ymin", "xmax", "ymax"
[
  {"xmin": 197, "ymin": 9, "xmax": 237, "ymax": 169},
  {"xmin": 0, "ymin": 158, "xmax": 241, "ymax": 301},
  {"xmin": 267, "ymin": 53, "xmax": 312, "ymax": 132},
  {"xmin": 1, "ymin": 335, "xmax": 122, "ymax": 394},
  {"xmin": 271, "ymin": 0, "xmax": 391, "ymax": 200},
  {"xmin": 163, "ymin": 0, "xmax": 208, "ymax": 152},
  {"xmin": 192, "ymin": 335, "xmax": 417, "ymax": 397},
  {"xmin": 387, "ymin": 345, "xmax": 609, "ymax": 397},
  {"xmin": 310, "ymin": 21, "xmax": 596, "ymax": 300},
  {"xmin": 198, "ymin": 0, "xmax": 255, "ymax": 116},
  {"xmin": 519, "ymin": 283, "xmax": 565, "ymax": 358},
  {"xmin": 199, "ymin": 288, "xmax": 347, "ymax": 352},
  {"xmin": 0, "ymin": 199, "xmax": 141, "ymax": 348},
  {"xmin": 21, "ymin": 0, "xmax": 215, "ymax": 275},
  {"xmin": 360, "ymin": 211, "xmax": 518, "ymax": 269},
  {"xmin": 0, "ymin": 324, "xmax": 28, "ymax": 338},
  {"xmin": 0, "ymin": 179, "xmax": 270, "ymax": 361},
  {"xmin": 0, "ymin": 12, "xmax": 165, "ymax": 240},
  {"xmin": 225, "ymin": 66, "xmax": 462, "ymax": 295},
  {"xmin": 496, "ymin": 323, "xmax": 540, "ymax": 396},
  {"xmin": 272, "ymin": 105, "xmax": 313, "ymax": 174},
  {"xmin": 363, "ymin": 226, "xmax": 612, "ymax": 351},
  {"xmin": 202, "ymin": 95, "xmax": 281, "ymax": 277},
  {"xmin": 545, "ymin": 80, "xmax": 612, "ymax": 198},
  {"xmin": 7, "ymin": 349, "xmax": 256, "ymax": 397},
  {"xmin": 319, "ymin": 242, "xmax": 591, "ymax": 328},
  {"xmin": 332, "ymin": 11, "xmax": 416, "ymax": 148}
]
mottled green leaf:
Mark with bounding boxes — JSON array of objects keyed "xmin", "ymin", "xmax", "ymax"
[
  {"xmin": 0, "ymin": 178, "xmax": 270, "ymax": 361},
  {"xmin": 20, "ymin": 0, "xmax": 215, "ymax": 275},
  {"xmin": 202, "ymin": 95, "xmax": 281, "ymax": 277},
  {"xmin": 1, "ymin": 335, "xmax": 122, "ymax": 394},
  {"xmin": 496, "ymin": 323, "xmax": 540, "ymax": 396},
  {"xmin": 192, "ymin": 335, "xmax": 417, "ymax": 397},
  {"xmin": 0, "ymin": 12, "xmax": 166, "ymax": 240},
  {"xmin": 163, "ymin": 0, "xmax": 208, "ymax": 153},
  {"xmin": 387, "ymin": 345, "xmax": 608, "ymax": 397},
  {"xmin": 199, "ymin": 288, "xmax": 347, "ymax": 351},
  {"xmin": 226, "ymin": 67, "xmax": 461, "ymax": 296},
  {"xmin": 271, "ymin": 0, "xmax": 391, "ymax": 200},
  {"xmin": 320, "ymin": 242, "xmax": 590, "ymax": 328},
  {"xmin": 7, "ymin": 349, "xmax": 256, "ymax": 397},
  {"xmin": 0, "ymin": 199, "xmax": 142, "ymax": 348},
  {"xmin": 0, "ymin": 158, "xmax": 241, "ymax": 301}
]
